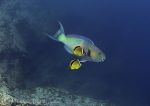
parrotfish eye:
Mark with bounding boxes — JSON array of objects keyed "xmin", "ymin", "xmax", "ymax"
[
  {"xmin": 98, "ymin": 52, "xmax": 102, "ymax": 55},
  {"xmin": 87, "ymin": 49, "xmax": 91, "ymax": 56}
]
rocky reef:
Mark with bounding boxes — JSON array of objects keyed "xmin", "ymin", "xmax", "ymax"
[
  {"xmin": 0, "ymin": 0, "xmax": 116, "ymax": 106},
  {"xmin": 0, "ymin": 86, "xmax": 111, "ymax": 106}
]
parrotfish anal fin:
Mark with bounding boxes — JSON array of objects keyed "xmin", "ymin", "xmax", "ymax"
[{"xmin": 64, "ymin": 45, "xmax": 73, "ymax": 54}]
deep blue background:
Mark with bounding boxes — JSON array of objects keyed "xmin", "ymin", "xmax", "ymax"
[{"xmin": 18, "ymin": 0, "xmax": 150, "ymax": 106}]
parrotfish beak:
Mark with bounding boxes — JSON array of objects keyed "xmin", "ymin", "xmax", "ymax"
[
  {"xmin": 100, "ymin": 54, "xmax": 106, "ymax": 62},
  {"xmin": 97, "ymin": 52, "xmax": 106, "ymax": 62}
]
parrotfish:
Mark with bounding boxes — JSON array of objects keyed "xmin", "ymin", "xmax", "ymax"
[{"xmin": 47, "ymin": 22, "xmax": 106, "ymax": 62}]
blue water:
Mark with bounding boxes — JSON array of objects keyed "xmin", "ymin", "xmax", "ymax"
[{"xmin": 15, "ymin": 0, "xmax": 150, "ymax": 106}]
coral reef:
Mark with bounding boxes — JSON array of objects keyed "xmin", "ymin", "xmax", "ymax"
[{"xmin": 0, "ymin": 85, "xmax": 112, "ymax": 106}]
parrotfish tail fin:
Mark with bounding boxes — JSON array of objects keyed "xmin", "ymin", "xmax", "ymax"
[
  {"xmin": 46, "ymin": 21, "xmax": 66, "ymax": 42},
  {"xmin": 44, "ymin": 33, "xmax": 56, "ymax": 41}
]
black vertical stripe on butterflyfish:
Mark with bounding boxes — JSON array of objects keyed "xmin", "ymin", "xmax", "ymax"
[
  {"xmin": 74, "ymin": 46, "xmax": 81, "ymax": 51},
  {"xmin": 70, "ymin": 59, "xmax": 77, "ymax": 66}
]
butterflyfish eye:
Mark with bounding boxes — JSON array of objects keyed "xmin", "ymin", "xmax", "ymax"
[{"xmin": 69, "ymin": 59, "xmax": 81, "ymax": 70}]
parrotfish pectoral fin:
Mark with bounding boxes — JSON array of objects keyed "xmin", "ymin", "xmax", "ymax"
[
  {"xmin": 64, "ymin": 45, "xmax": 73, "ymax": 54},
  {"xmin": 80, "ymin": 58, "xmax": 87, "ymax": 63}
]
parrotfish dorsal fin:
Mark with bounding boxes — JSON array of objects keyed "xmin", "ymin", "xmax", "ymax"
[{"xmin": 67, "ymin": 34, "xmax": 94, "ymax": 45}]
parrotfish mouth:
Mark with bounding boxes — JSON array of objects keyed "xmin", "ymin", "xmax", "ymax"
[
  {"xmin": 100, "ymin": 56, "xmax": 106, "ymax": 62},
  {"xmin": 97, "ymin": 55, "xmax": 106, "ymax": 62}
]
